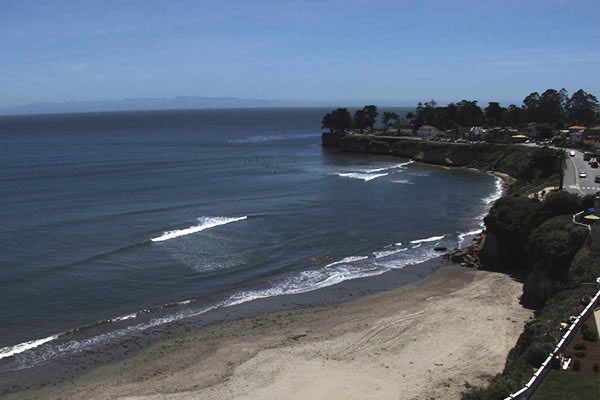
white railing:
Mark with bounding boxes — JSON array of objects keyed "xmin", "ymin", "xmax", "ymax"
[
  {"xmin": 503, "ymin": 283, "xmax": 600, "ymax": 399},
  {"xmin": 572, "ymin": 210, "xmax": 592, "ymax": 231}
]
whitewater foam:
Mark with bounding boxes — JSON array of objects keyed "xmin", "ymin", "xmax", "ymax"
[
  {"xmin": 483, "ymin": 176, "xmax": 503, "ymax": 205},
  {"xmin": 151, "ymin": 216, "xmax": 247, "ymax": 242},
  {"xmin": 457, "ymin": 229, "xmax": 483, "ymax": 245},
  {"xmin": 410, "ymin": 234, "xmax": 445, "ymax": 244},
  {"xmin": 0, "ymin": 335, "xmax": 59, "ymax": 361},
  {"xmin": 373, "ymin": 248, "xmax": 408, "ymax": 258},
  {"xmin": 337, "ymin": 172, "xmax": 388, "ymax": 182},
  {"xmin": 325, "ymin": 256, "xmax": 369, "ymax": 268}
]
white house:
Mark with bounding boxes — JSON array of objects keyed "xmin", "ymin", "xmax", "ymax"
[{"xmin": 417, "ymin": 125, "xmax": 440, "ymax": 139}]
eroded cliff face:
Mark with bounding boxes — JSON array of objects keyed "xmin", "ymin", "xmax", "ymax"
[
  {"xmin": 324, "ymin": 134, "xmax": 557, "ymax": 181},
  {"xmin": 321, "ymin": 132, "xmax": 344, "ymax": 147}
]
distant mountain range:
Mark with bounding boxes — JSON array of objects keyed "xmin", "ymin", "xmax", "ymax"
[{"xmin": 0, "ymin": 96, "xmax": 319, "ymax": 115}]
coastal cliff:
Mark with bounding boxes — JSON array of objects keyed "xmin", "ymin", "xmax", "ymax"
[{"xmin": 323, "ymin": 133, "xmax": 562, "ymax": 189}]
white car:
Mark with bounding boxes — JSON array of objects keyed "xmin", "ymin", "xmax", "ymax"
[
  {"xmin": 570, "ymin": 151, "xmax": 576, "ymax": 157},
  {"xmin": 579, "ymin": 171, "xmax": 587, "ymax": 178}
]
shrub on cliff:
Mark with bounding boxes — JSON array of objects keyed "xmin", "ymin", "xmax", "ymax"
[
  {"xmin": 482, "ymin": 196, "xmax": 540, "ymax": 270},
  {"xmin": 527, "ymin": 216, "xmax": 589, "ymax": 281}
]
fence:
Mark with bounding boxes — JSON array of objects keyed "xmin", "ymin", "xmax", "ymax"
[
  {"xmin": 503, "ymin": 284, "xmax": 600, "ymax": 399},
  {"xmin": 572, "ymin": 210, "xmax": 592, "ymax": 231}
]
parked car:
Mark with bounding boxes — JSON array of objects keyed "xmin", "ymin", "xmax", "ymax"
[{"xmin": 595, "ymin": 176, "xmax": 600, "ymax": 183}]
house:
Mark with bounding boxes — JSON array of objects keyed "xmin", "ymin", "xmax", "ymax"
[
  {"xmin": 417, "ymin": 125, "xmax": 440, "ymax": 139},
  {"xmin": 583, "ymin": 127, "xmax": 600, "ymax": 150},
  {"xmin": 569, "ymin": 130, "xmax": 585, "ymax": 146},
  {"xmin": 569, "ymin": 125, "xmax": 587, "ymax": 132}
]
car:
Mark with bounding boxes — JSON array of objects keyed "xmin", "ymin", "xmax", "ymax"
[
  {"xmin": 596, "ymin": 176, "xmax": 600, "ymax": 183},
  {"xmin": 570, "ymin": 151, "xmax": 576, "ymax": 157},
  {"xmin": 579, "ymin": 172, "xmax": 587, "ymax": 178}
]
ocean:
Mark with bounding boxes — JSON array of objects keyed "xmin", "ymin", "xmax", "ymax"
[{"xmin": 0, "ymin": 108, "xmax": 501, "ymax": 383}]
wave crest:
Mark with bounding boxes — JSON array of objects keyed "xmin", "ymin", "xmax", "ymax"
[{"xmin": 151, "ymin": 216, "xmax": 247, "ymax": 242}]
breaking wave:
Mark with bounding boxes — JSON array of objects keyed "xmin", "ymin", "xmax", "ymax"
[
  {"xmin": 151, "ymin": 216, "xmax": 247, "ymax": 242},
  {"xmin": 337, "ymin": 172, "xmax": 388, "ymax": 181}
]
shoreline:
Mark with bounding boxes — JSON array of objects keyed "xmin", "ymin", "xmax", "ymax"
[
  {"xmin": 3, "ymin": 263, "xmax": 532, "ymax": 400},
  {"xmin": 0, "ymin": 157, "xmax": 511, "ymax": 398}
]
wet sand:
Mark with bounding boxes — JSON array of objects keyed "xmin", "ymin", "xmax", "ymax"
[{"xmin": 5, "ymin": 264, "xmax": 532, "ymax": 400}]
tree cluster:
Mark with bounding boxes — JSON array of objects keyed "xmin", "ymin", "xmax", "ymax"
[
  {"xmin": 322, "ymin": 105, "xmax": 384, "ymax": 134},
  {"xmin": 409, "ymin": 88, "xmax": 599, "ymax": 131},
  {"xmin": 322, "ymin": 88, "xmax": 598, "ymax": 136}
]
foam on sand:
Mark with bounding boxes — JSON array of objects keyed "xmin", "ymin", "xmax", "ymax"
[{"xmin": 151, "ymin": 216, "xmax": 247, "ymax": 242}]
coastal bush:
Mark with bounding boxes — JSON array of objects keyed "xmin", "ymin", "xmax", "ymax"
[
  {"xmin": 593, "ymin": 363, "xmax": 599, "ymax": 372},
  {"xmin": 525, "ymin": 341, "xmax": 554, "ymax": 366},
  {"xmin": 527, "ymin": 216, "xmax": 589, "ymax": 281},
  {"xmin": 531, "ymin": 191, "xmax": 583, "ymax": 227},
  {"xmin": 573, "ymin": 359, "xmax": 582, "ymax": 371}
]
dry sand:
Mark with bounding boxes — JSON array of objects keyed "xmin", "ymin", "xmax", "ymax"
[{"xmin": 5, "ymin": 265, "xmax": 532, "ymax": 400}]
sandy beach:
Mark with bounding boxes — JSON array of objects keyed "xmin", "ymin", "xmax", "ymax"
[{"xmin": 4, "ymin": 264, "xmax": 531, "ymax": 400}]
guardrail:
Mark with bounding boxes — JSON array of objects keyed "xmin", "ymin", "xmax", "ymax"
[
  {"xmin": 572, "ymin": 210, "xmax": 592, "ymax": 231},
  {"xmin": 503, "ymin": 283, "xmax": 600, "ymax": 399}
]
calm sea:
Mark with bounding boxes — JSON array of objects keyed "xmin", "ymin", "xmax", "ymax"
[{"xmin": 0, "ymin": 108, "xmax": 500, "ymax": 374}]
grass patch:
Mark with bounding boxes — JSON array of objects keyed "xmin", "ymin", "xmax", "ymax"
[{"xmin": 531, "ymin": 370, "xmax": 599, "ymax": 400}]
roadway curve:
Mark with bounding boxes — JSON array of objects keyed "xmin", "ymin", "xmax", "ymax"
[{"xmin": 564, "ymin": 149, "xmax": 600, "ymax": 195}]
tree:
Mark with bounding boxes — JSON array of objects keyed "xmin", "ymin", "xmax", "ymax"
[
  {"xmin": 353, "ymin": 105, "xmax": 378, "ymax": 132},
  {"xmin": 485, "ymin": 102, "xmax": 506, "ymax": 126},
  {"xmin": 538, "ymin": 89, "xmax": 566, "ymax": 125},
  {"xmin": 321, "ymin": 108, "xmax": 352, "ymax": 134},
  {"xmin": 455, "ymin": 100, "xmax": 483, "ymax": 127},
  {"xmin": 363, "ymin": 105, "xmax": 378, "ymax": 130},
  {"xmin": 567, "ymin": 89, "xmax": 599, "ymax": 124},
  {"xmin": 382, "ymin": 111, "xmax": 399, "ymax": 129},
  {"xmin": 523, "ymin": 92, "xmax": 540, "ymax": 122},
  {"xmin": 505, "ymin": 104, "xmax": 523, "ymax": 127}
]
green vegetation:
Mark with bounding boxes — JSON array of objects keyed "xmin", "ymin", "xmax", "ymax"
[
  {"xmin": 321, "ymin": 108, "xmax": 353, "ymax": 134},
  {"xmin": 321, "ymin": 88, "xmax": 598, "ymax": 140},
  {"xmin": 410, "ymin": 88, "xmax": 598, "ymax": 132},
  {"xmin": 481, "ymin": 192, "xmax": 587, "ymax": 280},
  {"xmin": 530, "ymin": 370, "xmax": 599, "ymax": 400}
]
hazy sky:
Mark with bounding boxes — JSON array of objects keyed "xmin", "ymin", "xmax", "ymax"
[{"xmin": 2, "ymin": 0, "xmax": 599, "ymax": 108}]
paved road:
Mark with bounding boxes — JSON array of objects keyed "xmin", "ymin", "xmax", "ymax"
[{"xmin": 564, "ymin": 149, "xmax": 600, "ymax": 195}]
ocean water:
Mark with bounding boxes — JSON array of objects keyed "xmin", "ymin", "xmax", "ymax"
[{"xmin": 0, "ymin": 108, "xmax": 501, "ymax": 374}]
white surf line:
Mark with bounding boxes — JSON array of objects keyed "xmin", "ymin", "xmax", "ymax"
[
  {"xmin": 325, "ymin": 256, "xmax": 369, "ymax": 268},
  {"xmin": 0, "ymin": 335, "xmax": 60, "ymax": 360},
  {"xmin": 337, "ymin": 172, "xmax": 388, "ymax": 181},
  {"xmin": 151, "ymin": 216, "xmax": 247, "ymax": 242},
  {"xmin": 409, "ymin": 234, "xmax": 445, "ymax": 244}
]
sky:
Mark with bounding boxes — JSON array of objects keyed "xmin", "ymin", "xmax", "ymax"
[{"xmin": 1, "ymin": 0, "xmax": 599, "ymax": 109}]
